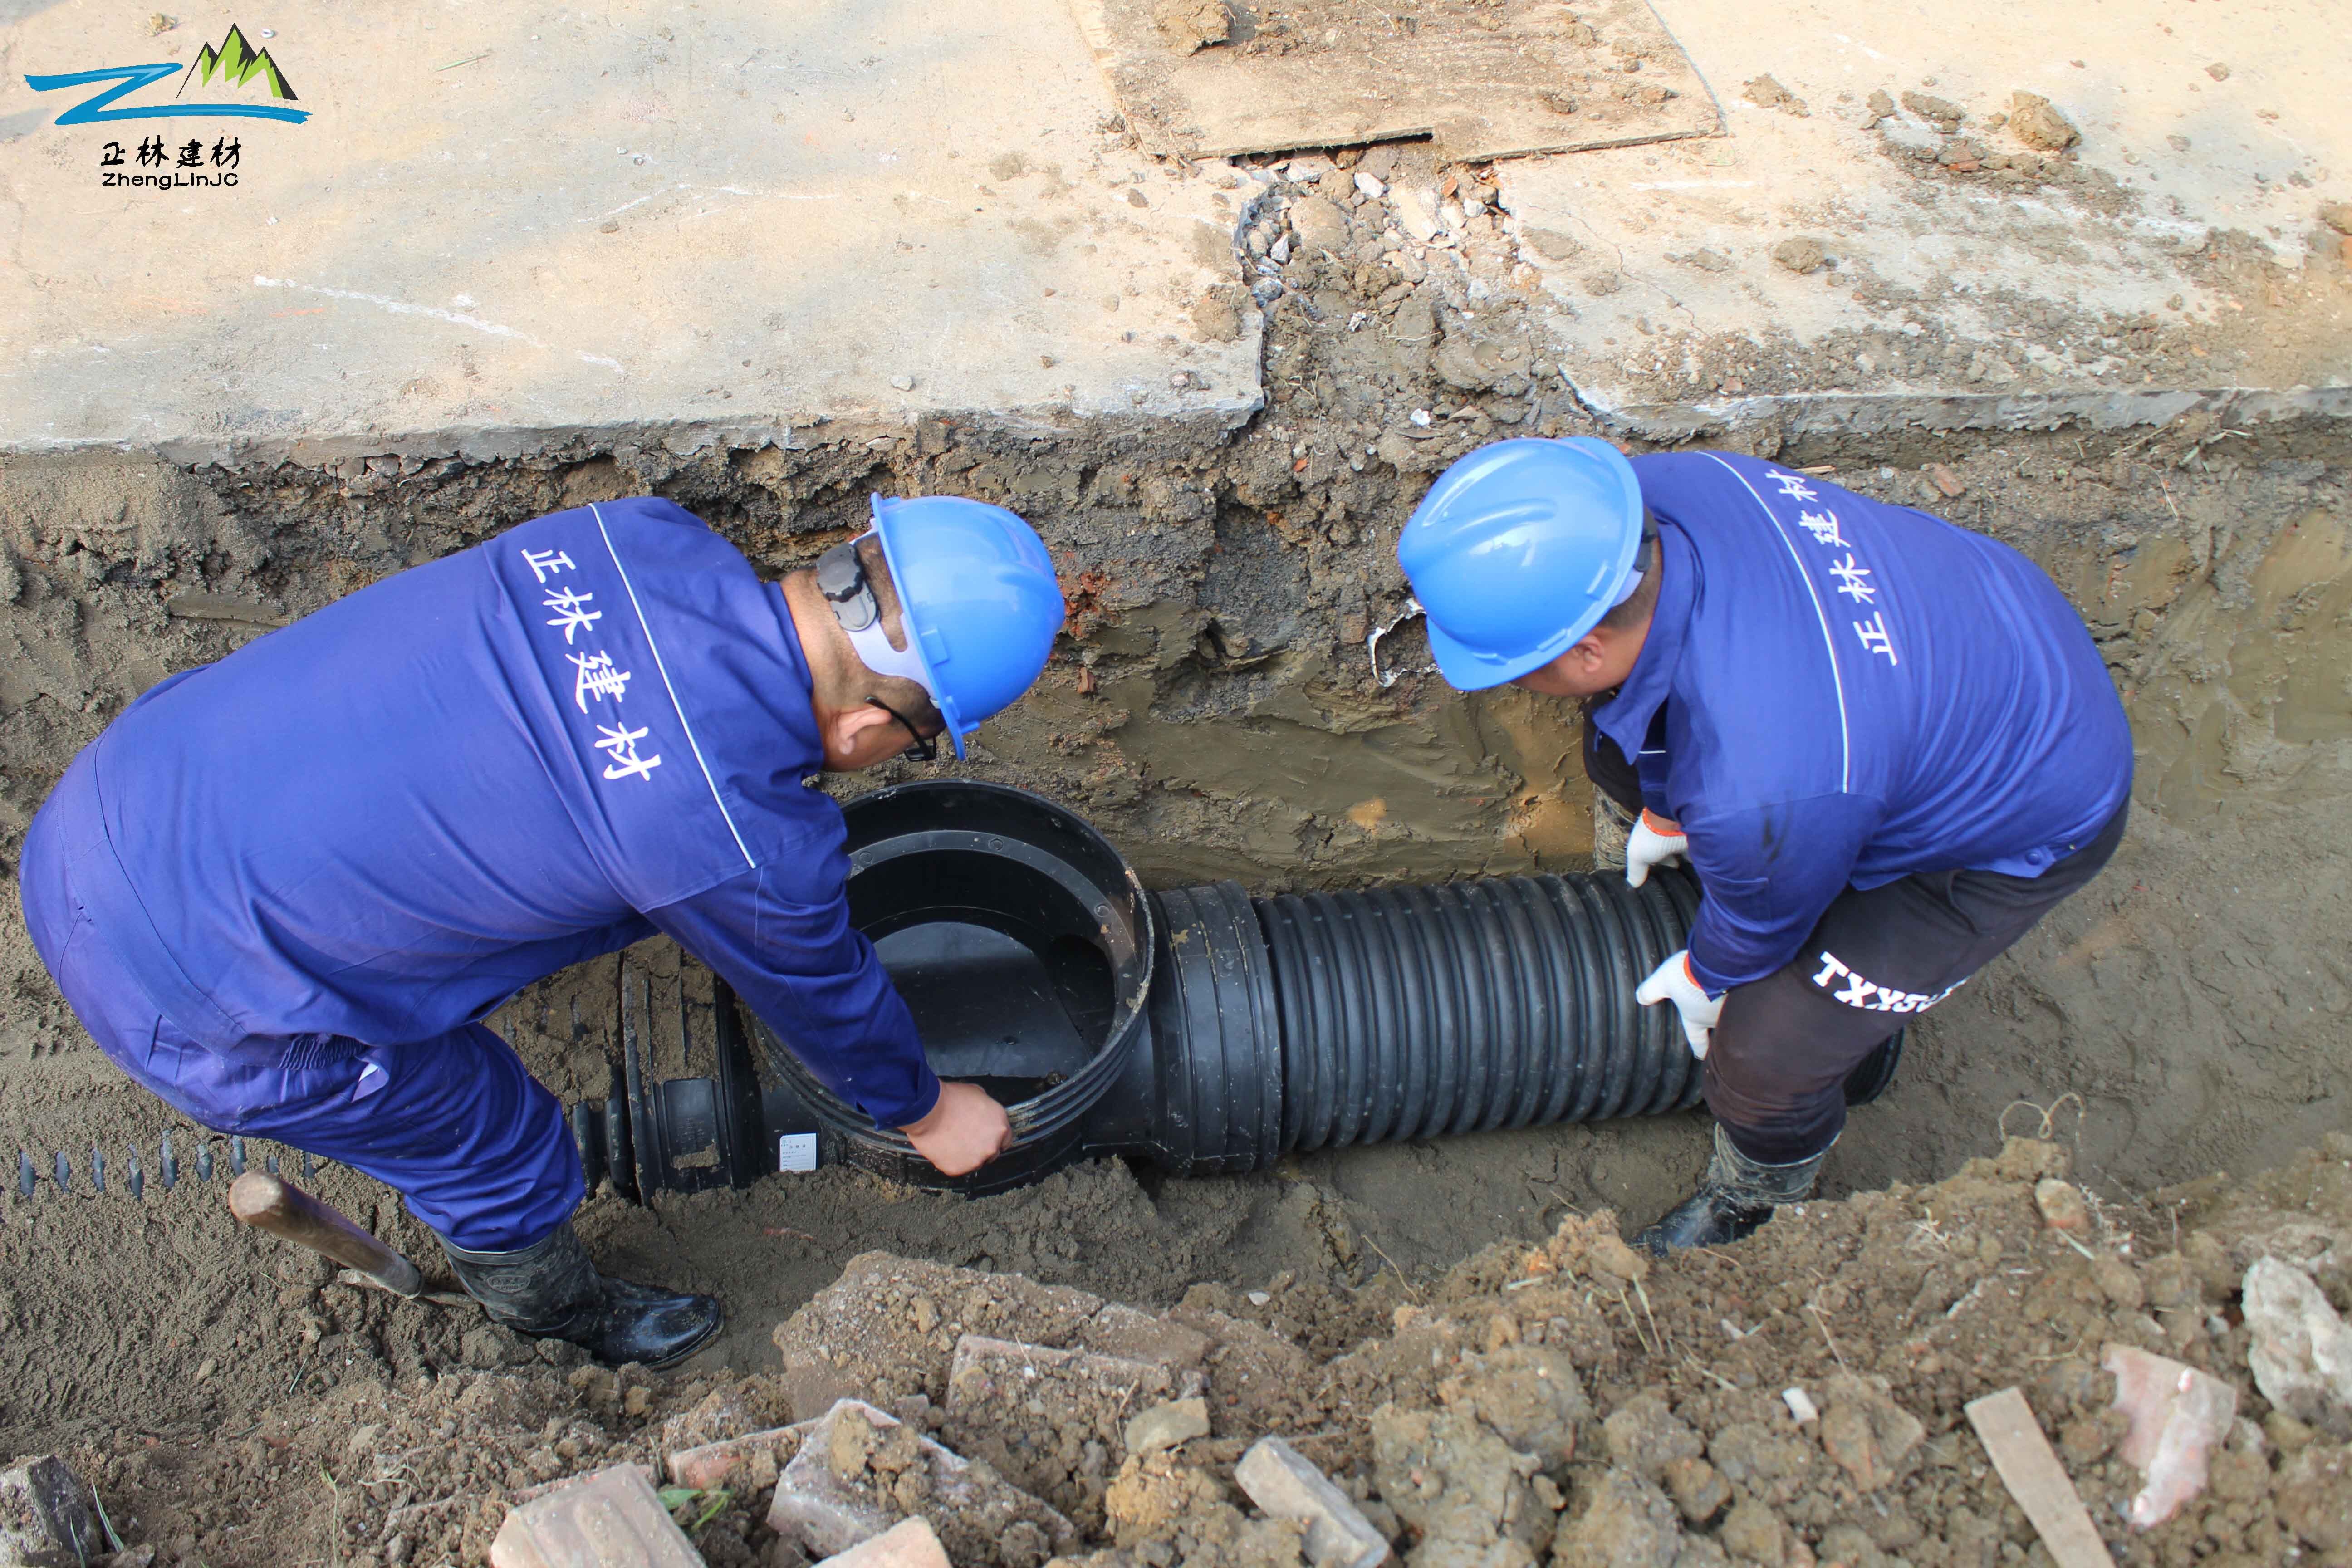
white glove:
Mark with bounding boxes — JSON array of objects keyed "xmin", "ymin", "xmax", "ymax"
[
  {"xmin": 1636, "ymin": 949, "xmax": 1724, "ymax": 1059},
  {"xmin": 1624, "ymin": 810, "xmax": 1689, "ymax": 888}
]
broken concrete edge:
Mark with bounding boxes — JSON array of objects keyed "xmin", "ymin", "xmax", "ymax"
[
  {"xmin": 27, "ymin": 375, "xmax": 2344, "ymax": 479},
  {"xmin": 1568, "ymin": 381, "xmax": 2352, "ymax": 442},
  {"xmin": 0, "ymin": 368, "xmax": 1269, "ymax": 469}
]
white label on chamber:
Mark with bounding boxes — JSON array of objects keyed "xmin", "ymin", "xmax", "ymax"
[{"xmin": 778, "ymin": 1132, "xmax": 818, "ymax": 1173}]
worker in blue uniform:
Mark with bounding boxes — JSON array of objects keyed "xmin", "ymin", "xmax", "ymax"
[
  {"xmin": 1398, "ymin": 439, "xmax": 2132, "ymax": 1252},
  {"xmin": 19, "ymin": 493, "xmax": 1066, "ymax": 1366}
]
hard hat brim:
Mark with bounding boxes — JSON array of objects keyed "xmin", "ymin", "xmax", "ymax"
[{"xmin": 1424, "ymin": 612, "xmax": 1582, "ymax": 691}]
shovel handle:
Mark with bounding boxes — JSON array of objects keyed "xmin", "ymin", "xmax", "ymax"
[{"xmin": 228, "ymin": 1171, "xmax": 424, "ymax": 1298}]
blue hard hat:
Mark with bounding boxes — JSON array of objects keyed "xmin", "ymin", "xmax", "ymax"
[
  {"xmin": 1395, "ymin": 437, "xmax": 1645, "ymax": 691},
  {"xmin": 868, "ymin": 495, "xmax": 1066, "ymax": 759}
]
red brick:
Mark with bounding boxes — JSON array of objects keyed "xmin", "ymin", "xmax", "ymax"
[
  {"xmin": 811, "ymin": 1517, "xmax": 950, "ymax": 1568},
  {"xmin": 488, "ymin": 1464, "xmax": 702, "ymax": 1568}
]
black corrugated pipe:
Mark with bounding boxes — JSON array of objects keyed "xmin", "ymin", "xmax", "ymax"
[{"xmin": 588, "ymin": 780, "xmax": 1898, "ymax": 1197}]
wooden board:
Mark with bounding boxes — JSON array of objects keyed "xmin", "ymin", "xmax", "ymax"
[
  {"xmin": 1964, "ymin": 1388, "xmax": 2119, "ymax": 1568},
  {"xmin": 1068, "ymin": 0, "xmax": 1721, "ymax": 164}
]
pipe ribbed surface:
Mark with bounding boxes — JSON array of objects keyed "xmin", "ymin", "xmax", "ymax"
[{"xmin": 1254, "ymin": 869, "xmax": 1702, "ymax": 1154}]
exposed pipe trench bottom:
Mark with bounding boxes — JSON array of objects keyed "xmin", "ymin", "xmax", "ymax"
[{"xmin": 575, "ymin": 781, "xmax": 1899, "ymax": 1199}]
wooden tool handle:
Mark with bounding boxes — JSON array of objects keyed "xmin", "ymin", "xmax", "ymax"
[{"xmin": 228, "ymin": 1171, "xmax": 424, "ymax": 1298}]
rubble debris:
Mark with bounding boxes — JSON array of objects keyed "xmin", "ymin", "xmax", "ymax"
[
  {"xmin": 1963, "ymin": 1388, "xmax": 2117, "ymax": 1568},
  {"xmin": 30, "ymin": 1135, "xmax": 2352, "ymax": 1568},
  {"xmin": 1552, "ymin": 1467, "xmax": 1681, "ymax": 1568},
  {"xmin": 1927, "ymin": 462, "xmax": 1966, "ymax": 497},
  {"xmin": 1770, "ymin": 237, "xmax": 1827, "ymax": 276},
  {"xmin": 811, "ymin": 1516, "xmax": 950, "ymax": 1568},
  {"xmin": 663, "ymin": 1382, "xmax": 793, "ymax": 1457},
  {"xmin": 2104, "ymin": 1342, "xmax": 2239, "ymax": 1527},
  {"xmin": 487, "ymin": 1465, "xmax": 702, "ymax": 1568},
  {"xmin": 1151, "ymin": 0, "xmax": 1231, "ymax": 53},
  {"xmin": 1740, "ymin": 74, "xmax": 1807, "ymax": 117},
  {"xmin": 667, "ymin": 1425, "xmax": 801, "ymax": 1491},
  {"xmin": 2243, "ymin": 1256, "xmax": 2352, "ymax": 1434},
  {"xmin": 1901, "ymin": 90, "xmax": 1966, "ymax": 132},
  {"xmin": 1369, "ymin": 1404, "xmax": 1547, "ymax": 1563},
  {"xmin": 1816, "ymin": 1373, "xmax": 1926, "ymax": 1491},
  {"xmin": 1125, "ymin": 1397, "xmax": 1212, "ymax": 1458},
  {"xmin": 1235, "ymin": 1438, "xmax": 1389, "ymax": 1568},
  {"xmin": 1601, "ymin": 1390, "xmax": 1703, "ymax": 1480},
  {"xmin": 2008, "ymin": 90, "xmax": 2081, "ymax": 152},
  {"xmin": 0, "ymin": 1457, "xmax": 103, "ymax": 1568},
  {"xmin": 946, "ymin": 1333, "xmax": 1178, "ymax": 1525},
  {"xmin": 767, "ymin": 1398, "xmax": 1075, "ymax": 1567},
  {"xmin": 771, "ymin": 1255, "xmax": 1205, "ymax": 1425},
  {"xmin": 2034, "ymin": 1177, "xmax": 2092, "ymax": 1232},
  {"xmin": 1449, "ymin": 1343, "xmax": 1590, "ymax": 1463},
  {"xmin": 2321, "ymin": 201, "xmax": 2352, "ymax": 234}
]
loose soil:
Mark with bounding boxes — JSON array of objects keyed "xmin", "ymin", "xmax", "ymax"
[{"xmin": 15, "ymin": 1135, "xmax": 2348, "ymax": 1568}]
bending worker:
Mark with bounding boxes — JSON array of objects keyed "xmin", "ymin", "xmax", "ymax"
[
  {"xmin": 1398, "ymin": 439, "xmax": 2131, "ymax": 1253},
  {"xmin": 20, "ymin": 494, "xmax": 1064, "ymax": 1366}
]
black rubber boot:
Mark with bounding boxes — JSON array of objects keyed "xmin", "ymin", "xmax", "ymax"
[
  {"xmin": 441, "ymin": 1220, "xmax": 723, "ymax": 1369},
  {"xmin": 1635, "ymin": 1123, "xmax": 1828, "ymax": 1256}
]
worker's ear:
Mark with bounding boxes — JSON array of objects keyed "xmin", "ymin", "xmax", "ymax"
[
  {"xmin": 1563, "ymin": 631, "xmax": 1613, "ymax": 676},
  {"xmin": 817, "ymin": 698, "xmax": 902, "ymax": 771}
]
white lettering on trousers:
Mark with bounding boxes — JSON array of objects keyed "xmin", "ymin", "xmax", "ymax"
[{"xmin": 1808, "ymin": 950, "xmax": 1959, "ymax": 1015}]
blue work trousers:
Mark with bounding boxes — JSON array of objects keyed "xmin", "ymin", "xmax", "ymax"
[{"xmin": 19, "ymin": 778, "xmax": 582, "ymax": 1252}]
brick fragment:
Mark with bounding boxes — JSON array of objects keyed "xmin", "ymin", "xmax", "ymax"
[
  {"xmin": 511, "ymin": 1465, "xmax": 658, "ymax": 1508},
  {"xmin": 488, "ymin": 1464, "xmax": 701, "ymax": 1568},
  {"xmin": 1235, "ymin": 1437, "xmax": 1390, "ymax": 1568},
  {"xmin": 668, "ymin": 1426, "xmax": 799, "ymax": 1492},
  {"xmin": 810, "ymin": 1517, "xmax": 950, "ymax": 1568}
]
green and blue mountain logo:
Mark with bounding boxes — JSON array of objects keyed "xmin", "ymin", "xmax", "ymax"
[
  {"xmin": 25, "ymin": 21, "xmax": 311, "ymax": 124},
  {"xmin": 180, "ymin": 25, "xmax": 299, "ymax": 102}
]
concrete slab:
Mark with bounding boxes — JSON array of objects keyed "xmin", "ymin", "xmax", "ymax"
[
  {"xmin": 1490, "ymin": 0, "xmax": 2352, "ymax": 435},
  {"xmin": 0, "ymin": 0, "xmax": 1264, "ymax": 461}
]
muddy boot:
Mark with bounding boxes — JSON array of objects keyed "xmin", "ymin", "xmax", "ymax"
[
  {"xmin": 441, "ymin": 1219, "xmax": 722, "ymax": 1369},
  {"xmin": 1635, "ymin": 1124, "xmax": 1827, "ymax": 1255}
]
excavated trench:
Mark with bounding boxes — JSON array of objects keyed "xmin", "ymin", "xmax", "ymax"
[{"xmin": 0, "ymin": 240, "xmax": 2349, "ymax": 1417}]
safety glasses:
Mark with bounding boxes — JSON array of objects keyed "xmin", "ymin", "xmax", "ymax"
[{"xmin": 865, "ymin": 696, "xmax": 941, "ymax": 763}]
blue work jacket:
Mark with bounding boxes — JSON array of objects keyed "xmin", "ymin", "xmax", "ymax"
[
  {"xmin": 67, "ymin": 498, "xmax": 938, "ymax": 1127},
  {"xmin": 1593, "ymin": 453, "xmax": 2133, "ymax": 994}
]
